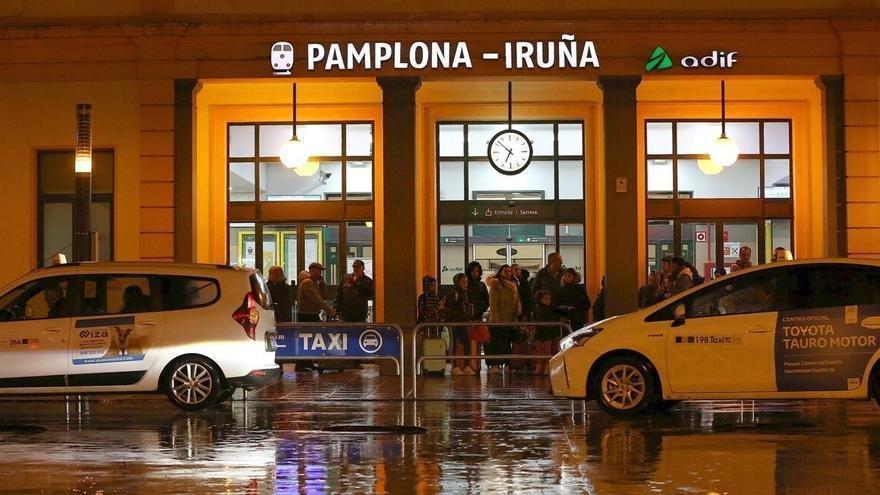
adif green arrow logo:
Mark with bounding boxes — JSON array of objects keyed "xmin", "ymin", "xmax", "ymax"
[{"xmin": 646, "ymin": 46, "xmax": 673, "ymax": 72}]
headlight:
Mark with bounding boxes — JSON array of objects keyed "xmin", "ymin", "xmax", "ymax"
[{"xmin": 559, "ymin": 327, "xmax": 603, "ymax": 351}]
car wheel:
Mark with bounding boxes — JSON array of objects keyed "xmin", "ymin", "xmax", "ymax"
[
  {"xmin": 595, "ymin": 357, "xmax": 656, "ymax": 416},
  {"xmin": 163, "ymin": 357, "xmax": 223, "ymax": 411}
]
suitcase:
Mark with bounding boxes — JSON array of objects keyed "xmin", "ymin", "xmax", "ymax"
[{"xmin": 421, "ymin": 326, "xmax": 447, "ymax": 375}]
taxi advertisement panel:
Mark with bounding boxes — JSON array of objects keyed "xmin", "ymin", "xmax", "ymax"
[{"xmin": 775, "ymin": 305, "xmax": 880, "ymax": 391}]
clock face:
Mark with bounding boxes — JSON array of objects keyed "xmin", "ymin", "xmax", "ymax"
[{"xmin": 487, "ymin": 129, "xmax": 533, "ymax": 175}]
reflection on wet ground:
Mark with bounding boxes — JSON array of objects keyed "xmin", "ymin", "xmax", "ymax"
[{"xmin": 1, "ymin": 370, "xmax": 880, "ymax": 493}]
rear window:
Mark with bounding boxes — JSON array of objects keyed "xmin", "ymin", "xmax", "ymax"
[
  {"xmin": 157, "ymin": 276, "xmax": 220, "ymax": 311},
  {"xmin": 250, "ymin": 272, "xmax": 272, "ymax": 310}
]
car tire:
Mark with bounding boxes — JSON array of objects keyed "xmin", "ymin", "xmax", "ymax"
[
  {"xmin": 163, "ymin": 356, "xmax": 224, "ymax": 411},
  {"xmin": 595, "ymin": 356, "xmax": 656, "ymax": 416}
]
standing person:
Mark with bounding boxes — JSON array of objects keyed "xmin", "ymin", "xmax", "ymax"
[
  {"xmin": 532, "ymin": 290, "xmax": 562, "ymax": 375},
  {"xmin": 510, "ymin": 263, "xmax": 533, "ymax": 373},
  {"xmin": 417, "ymin": 275, "xmax": 441, "ymax": 324},
  {"xmin": 444, "ymin": 273, "xmax": 477, "ymax": 376},
  {"xmin": 465, "ymin": 261, "xmax": 490, "ymax": 322},
  {"xmin": 334, "ymin": 259, "xmax": 374, "ymax": 322},
  {"xmin": 532, "ymin": 253, "xmax": 564, "ymax": 299},
  {"xmin": 772, "ymin": 247, "xmax": 793, "ymax": 262},
  {"xmin": 638, "ymin": 271, "xmax": 664, "ymax": 309},
  {"xmin": 555, "ymin": 268, "xmax": 591, "ymax": 332},
  {"xmin": 668, "ymin": 256, "xmax": 694, "ymax": 296},
  {"xmin": 267, "ymin": 266, "xmax": 295, "ymax": 324},
  {"xmin": 297, "ymin": 263, "xmax": 335, "ymax": 322},
  {"xmin": 485, "ymin": 264, "xmax": 520, "ymax": 374},
  {"xmin": 593, "ymin": 276, "xmax": 606, "ymax": 321},
  {"xmin": 729, "ymin": 246, "xmax": 753, "ymax": 272}
]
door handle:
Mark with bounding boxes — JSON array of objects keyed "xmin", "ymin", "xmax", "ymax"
[
  {"xmin": 42, "ymin": 327, "xmax": 63, "ymax": 334},
  {"xmin": 747, "ymin": 326, "xmax": 772, "ymax": 334},
  {"xmin": 137, "ymin": 321, "xmax": 157, "ymax": 328}
]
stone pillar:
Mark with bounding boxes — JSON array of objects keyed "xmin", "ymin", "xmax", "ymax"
[
  {"xmin": 377, "ymin": 77, "xmax": 421, "ymax": 326},
  {"xmin": 174, "ymin": 79, "xmax": 197, "ymax": 263},
  {"xmin": 598, "ymin": 76, "xmax": 641, "ymax": 317},
  {"xmin": 817, "ymin": 75, "xmax": 847, "ymax": 257},
  {"xmin": 377, "ymin": 77, "xmax": 420, "ymax": 378}
]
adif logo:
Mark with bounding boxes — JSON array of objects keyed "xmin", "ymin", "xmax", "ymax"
[
  {"xmin": 681, "ymin": 50, "xmax": 738, "ymax": 69},
  {"xmin": 271, "ymin": 41, "xmax": 293, "ymax": 76},
  {"xmin": 645, "ymin": 46, "xmax": 673, "ymax": 72},
  {"xmin": 646, "ymin": 47, "xmax": 738, "ymax": 72}
]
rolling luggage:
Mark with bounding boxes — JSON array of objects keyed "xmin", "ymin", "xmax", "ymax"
[{"xmin": 421, "ymin": 326, "xmax": 447, "ymax": 375}]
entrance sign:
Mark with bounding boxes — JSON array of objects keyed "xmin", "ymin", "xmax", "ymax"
[
  {"xmin": 469, "ymin": 203, "xmax": 555, "ymax": 220},
  {"xmin": 275, "ymin": 324, "xmax": 401, "ymax": 358},
  {"xmin": 271, "ymin": 35, "xmax": 599, "ymax": 75}
]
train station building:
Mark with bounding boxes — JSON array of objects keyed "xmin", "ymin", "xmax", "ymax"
[{"xmin": 1, "ymin": 1, "xmax": 878, "ymax": 323}]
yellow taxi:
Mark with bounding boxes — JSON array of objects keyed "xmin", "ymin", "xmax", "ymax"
[{"xmin": 550, "ymin": 259, "xmax": 880, "ymax": 416}]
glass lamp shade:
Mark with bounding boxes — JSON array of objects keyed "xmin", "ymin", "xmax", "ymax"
[
  {"xmin": 74, "ymin": 155, "xmax": 92, "ymax": 174},
  {"xmin": 293, "ymin": 160, "xmax": 320, "ymax": 177},
  {"xmin": 280, "ymin": 136, "xmax": 310, "ymax": 169},
  {"xmin": 709, "ymin": 135, "xmax": 739, "ymax": 167},
  {"xmin": 697, "ymin": 159, "xmax": 724, "ymax": 175}
]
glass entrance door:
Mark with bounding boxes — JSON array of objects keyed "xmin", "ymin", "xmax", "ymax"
[{"xmin": 469, "ymin": 224, "xmax": 555, "ymax": 274}]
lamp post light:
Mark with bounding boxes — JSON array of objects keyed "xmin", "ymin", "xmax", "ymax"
[{"xmin": 73, "ymin": 103, "xmax": 93, "ymax": 262}]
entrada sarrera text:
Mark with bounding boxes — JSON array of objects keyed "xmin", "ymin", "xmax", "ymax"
[{"xmin": 275, "ymin": 35, "xmax": 599, "ymax": 73}]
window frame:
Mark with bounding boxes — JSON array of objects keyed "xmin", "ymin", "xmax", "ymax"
[
  {"xmin": 226, "ymin": 121, "xmax": 375, "ymax": 204},
  {"xmin": 36, "ymin": 148, "xmax": 116, "ymax": 267}
]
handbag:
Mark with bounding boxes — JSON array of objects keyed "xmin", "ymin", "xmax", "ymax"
[{"xmin": 469, "ymin": 324, "xmax": 491, "ymax": 344}]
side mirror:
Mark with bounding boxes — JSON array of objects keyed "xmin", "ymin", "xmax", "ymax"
[{"xmin": 672, "ymin": 304, "xmax": 686, "ymax": 327}]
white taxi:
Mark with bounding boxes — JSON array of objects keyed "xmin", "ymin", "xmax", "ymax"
[
  {"xmin": 0, "ymin": 262, "xmax": 280, "ymax": 410},
  {"xmin": 550, "ymin": 259, "xmax": 880, "ymax": 416}
]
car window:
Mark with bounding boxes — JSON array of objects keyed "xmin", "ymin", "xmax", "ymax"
[
  {"xmin": 786, "ymin": 264, "xmax": 880, "ymax": 310},
  {"xmin": 157, "ymin": 276, "xmax": 220, "ymax": 311},
  {"xmin": 81, "ymin": 276, "xmax": 156, "ymax": 315},
  {"xmin": 0, "ymin": 277, "xmax": 75, "ymax": 321},
  {"xmin": 646, "ymin": 267, "xmax": 790, "ymax": 321}
]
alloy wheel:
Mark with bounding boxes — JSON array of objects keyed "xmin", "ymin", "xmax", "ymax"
[
  {"xmin": 601, "ymin": 364, "xmax": 646, "ymax": 410},
  {"xmin": 170, "ymin": 362, "xmax": 214, "ymax": 405}
]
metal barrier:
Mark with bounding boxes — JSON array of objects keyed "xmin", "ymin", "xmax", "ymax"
[
  {"xmin": 411, "ymin": 321, "xmax": 573, "ymax": 399},
  {"xmin": 274, "ymin": 322, "xmax": 406, "ymax": 399}
]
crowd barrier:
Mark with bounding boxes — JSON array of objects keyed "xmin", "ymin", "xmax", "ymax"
[
  {"xmin": 410, "ymin": 321, "xmax": 573, "ymax": 399},
  {"xmin": 274, "ymin": 322, "xmax": 406, "ymax": 399}
]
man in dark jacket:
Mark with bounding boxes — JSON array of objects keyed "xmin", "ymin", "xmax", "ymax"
[
  {"xmin": 334, "ymin": 259, "xmax": 374, "ymax": 322},
  {"xmin": 532, "ymin": 253, "xmax": 564, "ymax": 300},
  {"xmin": 267, "ymin": 266, "xmax": 295, "ymax": 323}
]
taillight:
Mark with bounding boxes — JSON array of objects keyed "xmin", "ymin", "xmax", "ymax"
[{"xmin": 232, "ymin": 292, "xmax": 260, "ymax": 340}]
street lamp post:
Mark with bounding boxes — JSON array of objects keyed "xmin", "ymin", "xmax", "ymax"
[{"xmin": 73, "ymin": 103, "xmax": 93, "ymax": 262}]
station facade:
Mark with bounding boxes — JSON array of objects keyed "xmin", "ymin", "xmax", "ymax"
[{"xmin": 1, "ymin": 2, "xmax": 878, "ymax": 323}]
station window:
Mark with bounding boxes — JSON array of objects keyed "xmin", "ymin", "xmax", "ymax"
[
  {"xmin": 228, "ymin": 123, "xmax": 373, "ymax": 202},
  {"xmin": 645, "ymin": 119, "xmax": 793, "ymax": 274},
  {"xmin": 37, "ymin": 150, "xmax": 114, "ymax": 266}
]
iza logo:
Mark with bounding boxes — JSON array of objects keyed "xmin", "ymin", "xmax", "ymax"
[{"xmin": 645, "ymin": 46, "xmax": 738, "ymax": 72}]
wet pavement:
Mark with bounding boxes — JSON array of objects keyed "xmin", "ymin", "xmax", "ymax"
[{"xmin": 2, "ymin": 368, "xmax": 880, "ymax": 494}]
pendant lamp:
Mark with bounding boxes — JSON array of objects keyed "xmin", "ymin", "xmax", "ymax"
[{"xmin": 709, "ymin": 80, "xmax": 739, "ymax": 167}]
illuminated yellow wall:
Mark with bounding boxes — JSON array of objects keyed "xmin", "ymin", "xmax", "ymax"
[{"xmin": 0, "ymin": 81, "xmax": 141, "ymax": 288}]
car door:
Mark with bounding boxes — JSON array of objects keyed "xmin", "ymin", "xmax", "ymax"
[
  {"xmin": 67, "ymin": 274, "xmax": 165, "ymax": 387},
  {"xmin": 0, "ymin": 276, "xmax": 77, "ymax": 388},
  {"xmin": 774, "ymin": 264, "xmax": 880, "ymax": 394},
  {"xmin": 663, "ymin": 268, "xmax": 786, "ymax": 394}
]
